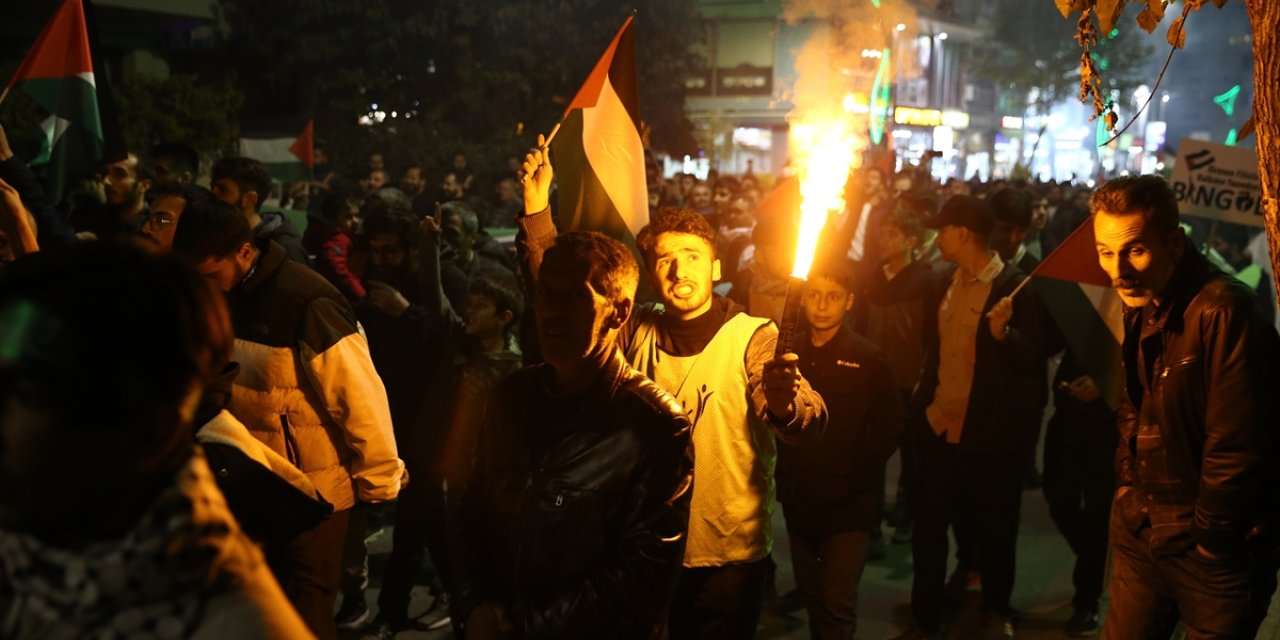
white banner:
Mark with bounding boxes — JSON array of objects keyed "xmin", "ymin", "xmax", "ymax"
[{"xmin": 1168, "ymin": 139, "xmax": 1264, "ymax": 228}]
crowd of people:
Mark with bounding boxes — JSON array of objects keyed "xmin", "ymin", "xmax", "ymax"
[{"xmin": 1, "ymin": 116, "xmax": 1279, "ymax": 640}]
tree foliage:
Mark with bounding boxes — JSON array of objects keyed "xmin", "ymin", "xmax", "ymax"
[
  {"xmin": 973, "ymin": 0, "xmax": 1152, "ymax": 117},
  {"xmin": 217, "ymin": 0, "xmax": 704, "ymax": 177},
  {"xmin": 1054, "ymin": 0, "xmax": 1231, "ymax": 133},
  {"xmin": 112, "ymin": 74, "xmax": 244, "ymax": 159}
]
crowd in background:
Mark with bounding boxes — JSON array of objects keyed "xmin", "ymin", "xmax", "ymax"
[{"xmin": 2, "ymin": 118, "xmax": 1279, "ymax": 640}]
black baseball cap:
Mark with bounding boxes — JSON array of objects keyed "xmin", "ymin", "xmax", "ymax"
[{"xmin": 925, "ymin": 195, "xmax": 995, "ymax": 235}]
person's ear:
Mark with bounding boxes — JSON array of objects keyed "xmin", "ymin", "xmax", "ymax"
[
  {"xmin": 712, "ymin": 258, "xmax": 722, "ymax": 283},
  {"xmin": 245, "ymin": 190, "xmax": 260, "ymax": 211},
  {"xmin": 499, "ymin": 309, "xmax": 515, "ymax": 331},
  {"xmin": 138, "ymin": 178, "xmax": 152, "ymax": 195},
  {"xmin": 179, "ymin": 171, "xmax": 194, "ymax": 184},
  {"xmin": 236, "ymin": 242, "xmax": 255, "ymax": 268},
  {"xmin": 845, "ymin": 293, "xmax": 855, "ymax": 312},
  {"xmin": 609, "ymin": 297, "xmax": 634, "ymax": 329}
]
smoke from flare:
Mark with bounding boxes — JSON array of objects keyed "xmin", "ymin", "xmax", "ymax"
[{"xmin": 780, "ymin": 0, "xmax": 917, "ymax": 279}]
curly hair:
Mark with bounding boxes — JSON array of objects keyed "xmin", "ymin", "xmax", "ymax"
[
  {"xmin": 635, "ymin": 206, "xmax": 716, "ymax": 265},
  {"xmin": 543, "ymin": 231, "xmax": 639, "ymax": 305}
]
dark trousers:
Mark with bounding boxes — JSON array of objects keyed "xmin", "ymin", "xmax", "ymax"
[
  {"xmin": 669, "ymin": 557, "xmax": 769, "ymax": 640},
  {"xmin": 266, "ymin": 508, "xmax": 350, "ymax": 640},
  {"xmin": 890, "ymin": 389, "xmax": 918, "ymax": 527},
  {"xmin": 340, "ymin": 506, "xmax": 368, "ymax": 598},
  {"xmin": 787, "ymin": 526, "xmax": 871, "ymax": 640},
  {"xmin": 1103, "ymin": 517, "xmax": 1280, "ymax": 639},
  {"xmin": 378, "ymin": 475, "xmax": 450, "ymax": 626},
  {"xmin": 1041, "ymin": 408, "xmax": 1115, "ymax": 610},
  {"xmin": 911, "ymin": 429, "xmax": 1023, "ymax": 632}
]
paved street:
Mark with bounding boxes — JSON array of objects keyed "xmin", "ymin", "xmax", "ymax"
[{"xmin": 344, "ymin": 448, "xmax": 1280, "ymax": 639}]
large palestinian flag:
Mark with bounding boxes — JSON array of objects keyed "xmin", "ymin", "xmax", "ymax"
[
  {"xmin": 3, "ymin": 0, "xmax": 104, "ymax": 204},
  {"xmin": 240, "ymin": 118, "xmax": 314, "ymax": 184},
  {"xmin": 550, "ymin": 16, "xmax": 648, "ymax": 242},
  {"xmin": 1031, "ymin": 216, "xmax": 1126, "ymax": 408}
]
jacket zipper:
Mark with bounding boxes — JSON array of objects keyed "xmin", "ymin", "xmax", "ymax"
[
  {"xmin": 513, "ymin": 471, "xmax": 534, "ymax": 591},
  {"xmin": 280, "ymin": 413, "xmax": 301, "ymax": 466}
]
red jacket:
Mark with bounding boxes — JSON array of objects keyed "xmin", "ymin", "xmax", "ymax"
[{"xmin": 304, "ymin": 220, "xmax": 365, "ymax": 300}]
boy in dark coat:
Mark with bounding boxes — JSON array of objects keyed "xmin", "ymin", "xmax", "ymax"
[{"xmin": 777, "ymin": 257, "xmax": 902, "ymax": 639}]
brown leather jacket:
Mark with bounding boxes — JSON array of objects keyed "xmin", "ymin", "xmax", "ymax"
[{"xmin": 1113, "ymin": 242, "xmax": 1280, "ymax": 556}]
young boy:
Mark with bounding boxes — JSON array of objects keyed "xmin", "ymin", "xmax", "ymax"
[
  {"xmin": 777, "ymin": 257, "xmax": 901, "ymax": 639},
  {"xmin": 304, "ymin": 188, "xmax": 364, "ymax": 301}
]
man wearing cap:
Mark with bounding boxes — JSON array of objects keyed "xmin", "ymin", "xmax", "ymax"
[{"xmin": 903, "ymin": 195, "xmax": 1040, "ymax": 639}]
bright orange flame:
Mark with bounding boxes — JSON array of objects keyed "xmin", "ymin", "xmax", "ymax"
[{"xmin": 789, "ymin": 119, "xmax": 860, "ymax": 279}]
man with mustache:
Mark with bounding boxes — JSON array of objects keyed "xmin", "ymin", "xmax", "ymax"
[
  {"xmin": 1093, "ymin": 175, "xmax": 1280, "ymax": 637},
  {"xmin": 516, "ymin": 137, "xmax": 826, "ymax": 639}
]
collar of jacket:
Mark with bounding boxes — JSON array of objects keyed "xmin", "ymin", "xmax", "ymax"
[
  {"xmin": 237, "ymin": 240, "xmax": 288, "ymax": 295},
  {"xmin": 939, "ymin": 259, "xmax": 1019, "ymax": 297},
  {"xmin": 799, "ymin": 322, "xmax": 856, "ymax": 353}
]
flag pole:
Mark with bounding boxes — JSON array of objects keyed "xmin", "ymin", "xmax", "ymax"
[
  {"xmin": 1007, "ymin": 274, "xmax": 1032, "ymax": 300},
  {"xmin": 540, "ymin": 121, "xmax": 562, "ymax": 151}
]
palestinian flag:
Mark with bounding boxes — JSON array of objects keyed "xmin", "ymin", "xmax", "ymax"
[
  {"xmin": 239, "ymin": 118, "xmax": 314, "ymax": 184},
  {"xmin": 1030, "ymin": 216, "xmax": 1126, "ymax": 408},
  {"xmin": 550, "ymin": 15, "xmax": 648, "ymax": 242},
  {"xmin": 3, "ymin": 0, "xmax": 104, "ymax": 204}
]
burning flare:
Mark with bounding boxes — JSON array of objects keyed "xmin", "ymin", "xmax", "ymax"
[{"xmin": 788, "ymin": 117, "xmax": 860, "ymax": 279}]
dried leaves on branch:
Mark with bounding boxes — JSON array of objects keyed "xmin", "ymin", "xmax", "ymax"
[{"xmin": 1055, "ymin": 0, "xmax": 1230, "ymax": 139}]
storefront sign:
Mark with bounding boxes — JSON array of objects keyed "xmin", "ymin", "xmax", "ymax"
[{"xmin": 894, "ymin": 107, "xmax": 942, "ymax": 127}]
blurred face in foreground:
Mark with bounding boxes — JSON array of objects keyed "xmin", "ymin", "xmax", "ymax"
[{"xmin": 534, "ymin": 252, "xmax": 617, "ymax": 370}]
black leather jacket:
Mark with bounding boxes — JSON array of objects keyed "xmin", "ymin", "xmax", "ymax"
[
  {"xmin": 1113, "ymin": 243, "xmax": 1280, "ymax": 556},
  {"xmin": 450, "ymin": 352, "xmax": 694, "ymax": 638}
]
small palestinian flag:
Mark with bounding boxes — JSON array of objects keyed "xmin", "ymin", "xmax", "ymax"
[
  {"xmin": 1031, "ymin": 216, "xmax": 1126, "ymax": 408},
  {"xmin": 239, "ymin": 118, "xmax": 314, "ymax": 184},
  {"xmin": 3, "ymin": 0, "xmax": 104, "ymax": 204},
  {"xmin": 550, "ymin": 15, "xmax": 648, "ymax": 243}
]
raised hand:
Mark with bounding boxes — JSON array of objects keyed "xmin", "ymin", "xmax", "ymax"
[
  {"xmin": 420, "ymin": 201, "xmax": 443, "ymax": 236},
  {"xmin": 0, "ymin": 176, "xmax": 38, "ymax": 257},
  {"xmin": 521, "ymin": 133, "xmax": 553, "ymax": 215}
]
